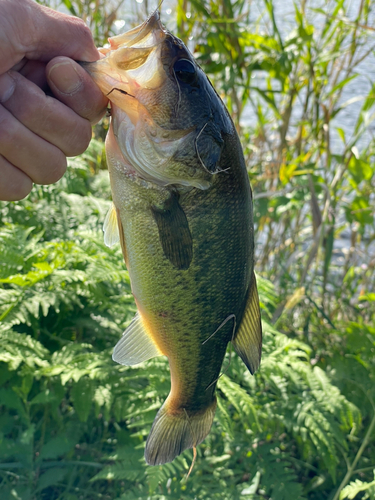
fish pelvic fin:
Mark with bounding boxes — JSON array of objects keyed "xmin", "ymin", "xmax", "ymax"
[
  {"xmin": 103, "ymin": 202, "xmax": 120, "ymax": 248},
  {"xmin": 103, "ymin": 203, "xmax": 129, "ymax": 269},
  {"xmin": 232, "ymin": 272, "xmax": 262, "ymax": 375},
  {"xmin": 112, "ymin": 313, "xmax": 162, "ymax": 366},
  {"xmin": 144, "ymin": 398, "xmax": 217, "ymax": 466}
]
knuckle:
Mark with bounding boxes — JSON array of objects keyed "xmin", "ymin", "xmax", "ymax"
[
  {"xmin": 33, "ymin": 150, "xmax": 67, "ymax": 185},
  {"xmin": 0, "ymin": 107, "xmax": 16, "ymax": 144},
  {"xmin": 71, "ymin": 17, "xmax": 94, "ymax": 47},
  {"xmin": 0, "ymin": 156, "xmax": 33, "ymax": 201},
  {"xmin": 90, "ymin": 107, "xmax": 107, "ymax": 126},
  {"xmin": 40, "ymin": 153, "xmax": 67, "ymax": 185},
  {"xmin": 67, "ymin": 120, "xmax": 92, "ymax": 156},
  {"xmin": 10, "ymin": 177, "xmax": 33, "ymax": 201}
]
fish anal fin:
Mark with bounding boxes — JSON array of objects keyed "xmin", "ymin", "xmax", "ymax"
[
  {"xmin": 145, "ymin": 398, "xmax": 217, "ymax": 466},
  {"xmin": 112, "ymin": 313, "xmax": 162, "ymax": 366},
  {"xmin": 151, "ymin": 191, "xmax": 193, "ymax": 270},
  {"xmin": 103, "ymin": 203, "xmax": 120, "ymax": 248},
  {"xmin": 232, "ymin": 272, "xmax": 262, "ymax": 375}
]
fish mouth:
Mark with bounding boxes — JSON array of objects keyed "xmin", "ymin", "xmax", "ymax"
[
  {"xmin": 81, "ymin": 11, "xmax": 212, "ymax": 191},
  {"xmin": 81, "ymin": 11, "xmax": 167, "ymax": 108}
]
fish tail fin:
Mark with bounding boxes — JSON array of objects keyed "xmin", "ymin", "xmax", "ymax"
[{"xmin": 144, "ymin": 398, "xmax": 217, "ymax": 466}]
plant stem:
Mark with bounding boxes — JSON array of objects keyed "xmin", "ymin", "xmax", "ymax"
[{"xmin": 332, "ymin": 411, "xmax": 375, "ymax": 500}]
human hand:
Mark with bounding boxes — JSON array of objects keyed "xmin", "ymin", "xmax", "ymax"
[{"xmin": 0, "ymin": 0, "xmax": 108, "ymax": 201}]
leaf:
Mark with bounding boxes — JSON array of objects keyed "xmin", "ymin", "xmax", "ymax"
[
  {"xmin": 348, "ymin": 156, "xmax": 373, "ymax": 185},
  {"xmin": 39, "ymin": 436, "xmax": 76, "ymax": 460},
  {"xmin": 345, "ymin": 197, "xmax": 373, "ymax": 225},
  {"xmin": 216, "ymin": 395, "xmax": 234, "ymax": 440},
  {"xmin": 94, "ymin": 385, "xmax": 113, "ymax": 414},
  {"xmin": 36, "ymin": 468, "xmax": 68, "ymax": 492},
  {"xmin": 0, "ymin": 486, "xmax": 31, "ymax": 500},
  {"xmin": 241, "ymin": 470, "xmax": 261, "ymax": 495},
  {"xmin": 340, "ymin": 472, "xmax": 375, "ymax": 499},
  {"xmin": 218, "ymin": 375, "xmax": 260, "ymax": 431},
  {"xmin": 0, "ymin": 388, "xmax": 26, "ymax": 420},
  {"xmin": 337, "ymin": 127, "xmax": 346, "ymax": 143},
  {"xmin": 30, "ymin": 389, "xmax": 58, "ymax": 406},
  {"xmin": 329, "ymin": 74, "xmax": 358, "ymax": 96},
  {"xmin": 284, "ymin": 287, "xmax": 305, "ymax": 310},
  {"xmin": 71, "ymin": 377, "xmax": 95, "ymax": 423}
]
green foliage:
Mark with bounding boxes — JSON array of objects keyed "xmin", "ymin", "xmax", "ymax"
[
  {"xmin": 1, "ymin": 0, "xmax": 375, "ymax": 499},
  {"xmin": 0, "ymin": 164, "xmax": 364, "ymax": 498},
  {"xmin": 340, "ymin": 471, "xmax": 375, "ymax": 499}
]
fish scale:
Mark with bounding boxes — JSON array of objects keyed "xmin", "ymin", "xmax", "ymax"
[{"xmin": 82, "ymin": 10, "xmax": 262, "ymax": 466}]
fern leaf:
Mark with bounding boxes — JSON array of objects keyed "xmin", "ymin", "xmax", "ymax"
[{"xmin": 340, "ymin": 473, "xmax": 375, "ymax": 499}]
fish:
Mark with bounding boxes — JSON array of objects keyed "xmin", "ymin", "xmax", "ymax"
[{"xmin": 82, "ymin": 10, "xmax": 262, "ymax": 466}]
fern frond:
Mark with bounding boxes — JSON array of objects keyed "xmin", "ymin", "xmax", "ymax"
[{"xmin": 340, "ymin": 472, "xmax": 375, "ymax": 499}]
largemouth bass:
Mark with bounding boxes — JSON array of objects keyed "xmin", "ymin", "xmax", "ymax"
[{"xmin": 83, "ymin": 11, "xmax": 262, "ymax": 466}]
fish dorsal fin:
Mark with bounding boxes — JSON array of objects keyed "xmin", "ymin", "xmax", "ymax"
[
  {"xmin": 103, "ymin": 203, "xmax": 120, "ymax": 248},
  {"xmin": 232, "ymin": 273, "xmax": 262, "ymax": 374},
  {"xmin": 151, "ymin": 191, "xmax": 193, "ymax": 270},
  {"xmin": 112, "ymin": 313, "xmax": 162, "ymax": 366}
]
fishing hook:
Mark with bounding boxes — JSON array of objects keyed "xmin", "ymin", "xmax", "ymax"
[{"xmin": 107, "ymin": 88, "xmax": 135, "ymax": 98}]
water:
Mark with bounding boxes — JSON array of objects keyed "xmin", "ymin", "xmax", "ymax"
[
  {"xmin": 237, "ymin": 0, "xmax": 375, "ymax": 269},
  {"xmin": 241, "ymin": 0, "xmax": 375, "ymax": 152},
  {"xmin": 58, "ymin": 0, "xmax": 373, "ymax": 267}
]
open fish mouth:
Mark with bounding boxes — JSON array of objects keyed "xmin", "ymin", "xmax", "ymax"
[
  {"xmin": 81, "ymin": 10, "xmax": 215, "ymax": 190},
  {"xmin": 81, "ymin": 10, "xmax": 261, "ymax": 468},
  {"xmin": 81, "ymin": 11, "xmax": 168, "ymax": 109}
]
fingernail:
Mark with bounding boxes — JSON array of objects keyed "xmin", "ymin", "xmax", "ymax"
[
  {"xmin": 48, "ymin": 60, "xmax": 83, "ymax": 95},
  {"xmin": 0, "ymin": 72, "xmax": 16, "ymax": 103}
]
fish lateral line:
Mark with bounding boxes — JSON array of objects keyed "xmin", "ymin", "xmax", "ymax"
[
  {"xmin": 81, "ymin": 8, "xmax": 260, "ymax": 466},
  {"xmin": 107, "ymin": 88, "xmax": 135, "ymax": 98}
]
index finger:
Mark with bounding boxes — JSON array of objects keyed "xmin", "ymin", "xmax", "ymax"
[{"xmin": 0, "ymin": 0, "xmax": 100, "ymax": 74}]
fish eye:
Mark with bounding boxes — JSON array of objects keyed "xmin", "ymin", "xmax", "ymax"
[{"xmin": 173, "ymin": 59, "xmax": 196, "ymax": 84}]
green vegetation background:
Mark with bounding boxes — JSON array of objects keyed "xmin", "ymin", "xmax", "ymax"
[{"xmin": 1, "ymin": 0, "xmax": 374, "ymax": 499}]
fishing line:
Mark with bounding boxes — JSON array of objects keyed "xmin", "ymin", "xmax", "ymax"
[
  {"xmin": 183, "ymin": 408, "xmax": 197, "ymax": 479},
  {"xmin": 202, "ymin": 313, "xmax": 236, "ymax": 345},
  {"xmin": 129, "ymin": 2, "xmax": 164, "ymax": 46},
  {"xmin": 195, "ymin": 122, "xmax": 209, "ymax": 173},
  {"xmin": 195, "ymin": 122, "xmax": 230, "ymax": 175},
  {"xmin": 173, "ymin": 70, "xmax": 182, "ymax": 119},
  {"xmin": 155, "ymin": 0, "xmax": 164, "ymax": 15},
  {"xmin": 203, "ymin": 314, "xmax": 236, "ymax": 391}
]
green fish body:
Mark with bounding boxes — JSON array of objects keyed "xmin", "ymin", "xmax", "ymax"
[{"xmin": 83, "ymin": 11, "xmax": 262, "ymax": 466}]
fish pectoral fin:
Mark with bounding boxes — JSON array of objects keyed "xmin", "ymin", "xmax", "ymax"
[
  {"xmin": 112, "ymin": 313, "xmax": 162, "ymax": 366},
  {"xmin": 151, "ymin": 191, "xmax": 193, "ymax": 270},
  {"xmin": 232, "ymin": 272, "xmax": 262, "ymax": 375},
  {"xmin": 103, "ymin": 202, "xmax": 120, "ymax": 248}
]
